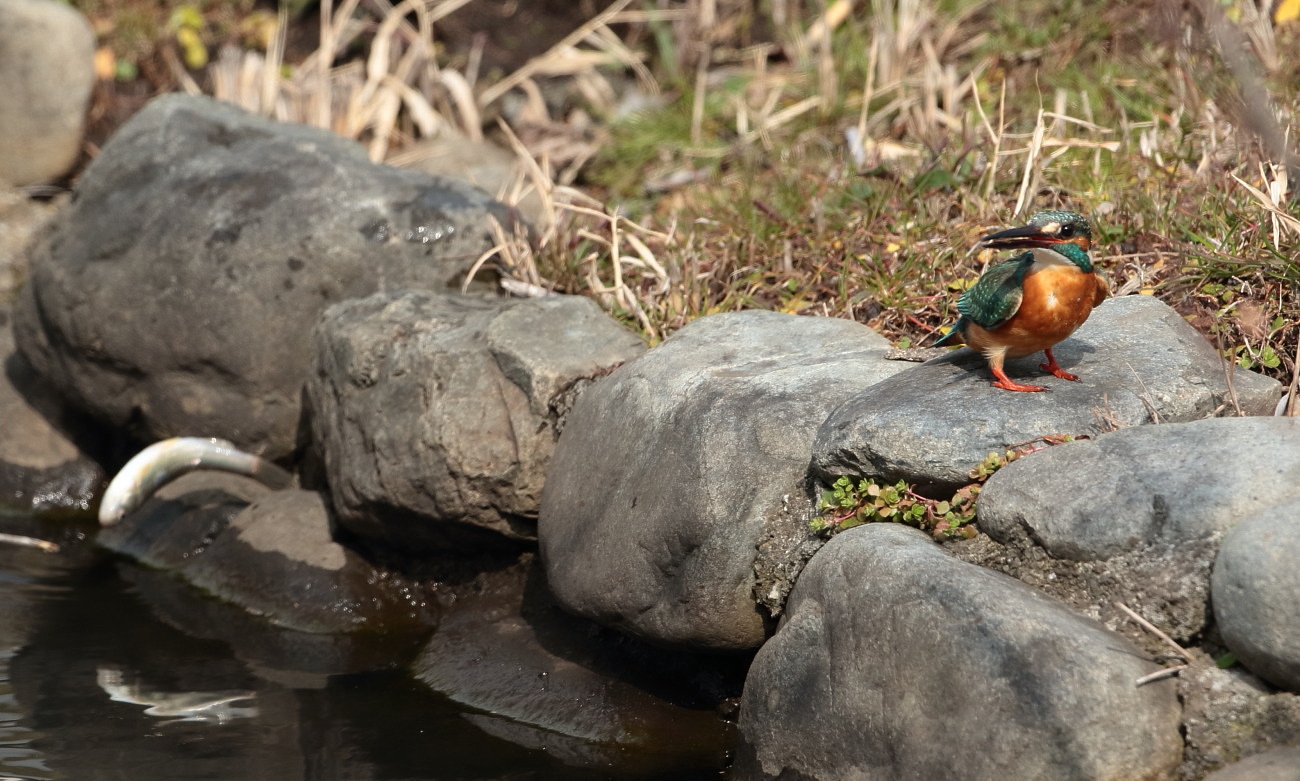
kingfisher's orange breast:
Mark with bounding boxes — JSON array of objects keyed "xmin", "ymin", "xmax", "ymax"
[{"xmin": 996, "ymin": 263, "xmax": 1107, "ymax": 358}]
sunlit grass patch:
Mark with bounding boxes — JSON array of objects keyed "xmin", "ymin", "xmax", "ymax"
[{"xmin": 153, "ymin": 0, "xmax": 1300, "ymax": 394}]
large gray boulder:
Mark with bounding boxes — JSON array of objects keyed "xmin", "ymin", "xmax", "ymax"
[
  {"xmin": 1213, "ymin": 509, "xmax": 1300, "ymax": 692},
  {"xmin": 539, "ymin": 310, "xmax": 918, "ymax": 651},
  {"xmin": 736, "ymin": 523, "xmax": 1183, "ymax": 781},
  {"xmin": 0, "ymin": 0, "xmax": 95, "ymax": 185},
  {"xmin": 14, "ymin": 94, "xmax": 514, "ymax": 460},
  {"xmin": 813, "ymin": 295, "xmax": 1280, "ymax": 492},
  {"xmin": 309, "ymin": 290, "xmax": 644, "ymax": 552},
  {"xmin": 97, "ymin": 472, "xmax": 436, "ymax": 634},
  {"xmin": 967, "ymin": 417, "xmax": 1300, "ymax": 642}
]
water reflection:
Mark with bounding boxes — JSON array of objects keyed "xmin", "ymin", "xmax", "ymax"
[
  {"xmin": 0, "ymin": 518, "xmax": 728, "ymax": 780},
  {"xmin": 96, "ymin": 664, "xmax": 258, "ymax": 724},
  {"xmin": 1, "ymin": 648, "xmax": 52, "ymax": 781}
]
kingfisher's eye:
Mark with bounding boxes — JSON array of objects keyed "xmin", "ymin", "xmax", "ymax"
[{"xmin": 1059, "ymin": 224, "xmax": 1075, "ymax": 237}]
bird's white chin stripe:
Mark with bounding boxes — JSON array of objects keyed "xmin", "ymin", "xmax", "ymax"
[{"xmin": 1029, "ymin": 246, "xmax": 1071, "ymax": 266}]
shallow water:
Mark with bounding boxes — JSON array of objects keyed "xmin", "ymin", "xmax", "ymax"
[{"xmin": 0, "ymin": 516, "xmax": 726, "ymax": 781}]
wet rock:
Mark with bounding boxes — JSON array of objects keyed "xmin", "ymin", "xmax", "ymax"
[
  {"xmin": 0, "ymin": 186, "xmax": 102, "ymax": 517},
  {"xmin": 813, "ymin": 295, "xmax": 1281, "ymax": 492},
  {"xmin": 0, "ymin": 305, "xmax": 105, "ymax": 517},
  {"xmin": 309, "ymin": 290, "xmax": 643, "ymax": 552},
  {"xmin": 965, "ymin": 417, "xmax": 1300, "ymax": 642},
  {"xmin": 736, "ymin": 524, "xmax": 1183, "ymax": 781},
  {"xmin": 121, "ymin": 564, "xmax": 429, "ymax": 677},
  {"xmin": 412, "ymin": 557, "xmax": 738, "ymax": 774},
  {"xmin": 1212, "ymin": 510, "xmax": 1300, "ymax": 692},
  {"xmin": 1180, "ymin": 658, "xmax": 1300, "ymax": 779},
  {"xmin": 1204, "ymin": 746, "xmax": 1300, "ymax": 781},
  {"xmin": 0, "ymin": 0, "xmax": 95, "ymax": 185},
  {"xmin": 14, "ymin": 94, "xmax": 515, "ymax": 460},
  {"xmin": 539, "ymin": 310, "xmax": 910, "ymax": 651},
  {"xmin": 97, "ymin": 472, "xmax": 436, "ymax": 634}
]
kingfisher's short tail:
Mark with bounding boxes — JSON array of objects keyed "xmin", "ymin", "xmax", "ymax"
[{"xmin": 932, "ymin": 317, "xmax": 967, "ymax": 347}]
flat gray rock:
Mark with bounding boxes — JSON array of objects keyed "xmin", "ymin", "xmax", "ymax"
[
  {"xmin": 14, "ymin": 94, "xmax": 514, "ymax": 460},
  {"xmin": 0, "ymin": 0, "xmax": 94, "ymax": 185},
  {"xmin": 539, "ymin": 310, "xmax": 909, "ymax": 651},
  {"xmin": 1213, "ymin": 509, "xmax": 1300, "ymax": 692},
  {"xmin": 309, "ymin": 290, "xmax": 643, "ymax": 552},
  {"xmin": 736, "ymin": 523, "xmax": 1183, "ymax": 781},
  {"xmin": 813, "ymin": 295, "xmax": 1280, "ymax": 491},
  {"xmin": 978, "ymin": 417, "xmax": 1300, "ymax": 561},
  {"xmin": 97, "ymin": 472, "xmax": 436, "ymax": 634}
]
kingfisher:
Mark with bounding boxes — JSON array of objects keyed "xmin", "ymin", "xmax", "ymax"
[{"xmin": 933, "ymin": 210, "xmax": 1108, "ymax": 392}]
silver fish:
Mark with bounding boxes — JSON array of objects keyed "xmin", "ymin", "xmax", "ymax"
[{"xmin": 98, "ymin": 437, "xmax": 293, "ymax": 526}]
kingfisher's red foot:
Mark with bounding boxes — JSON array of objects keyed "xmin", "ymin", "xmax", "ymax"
[
  {"xmin": 1040, "ymin": 349, "xmax": 1079, "ymax": 382},
  {"xmin": 991, "ymin": 367, "xmax": 1047, "ymax": 392}
]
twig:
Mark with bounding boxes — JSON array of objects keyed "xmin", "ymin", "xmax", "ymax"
[
  {"xmin": 1214, "ymin": 329, "xmax": 1244, "ymax": 417},
  {"xmin": 0, "ymin": 532, "xmax": 60, "ymax": 553},
  {"xmin": 1135, "ymin": 665, "xmax": 1189, "ymax": 686},
  {"xmin": 1116, "ymin": 602, "xmax": 1188, "ymax": 659},
  {"xmin": 1012, "ymin": 108, "xmax": 1046, "ymax": 217},
  {"xmin": 1116, "ymin": 602, "xmax": 1191, "ymax": 686},
  {"xmin": 1005, "ymin": 433, "xmax": 1089, "ymax": 453},
  {"xmin": 1123, "ymin": 361, "xmax": 1164, "ymax": 424}
]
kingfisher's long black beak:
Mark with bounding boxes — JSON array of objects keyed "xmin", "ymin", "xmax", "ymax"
[{"xmin": 980, "ymin": 223, "xmax": 1062, "ymax": 250}]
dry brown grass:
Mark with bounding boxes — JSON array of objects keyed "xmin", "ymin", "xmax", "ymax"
[{"xmin": 176, "ymin": 0, "xmax": 1300, "ymax": 393}]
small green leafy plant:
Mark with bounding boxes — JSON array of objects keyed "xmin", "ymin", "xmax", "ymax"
[
  {"xmin": 813, "ymin": 435, "xmax": 1082, "ymax": 540},
  {"xmin": 812, "ymin": 476, "xmax": 979, "ymax": 540}
]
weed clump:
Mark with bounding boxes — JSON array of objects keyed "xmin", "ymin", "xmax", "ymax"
[{"xmin": 813, "ymin": 435, "xmax": 1082, "ymax": 539}]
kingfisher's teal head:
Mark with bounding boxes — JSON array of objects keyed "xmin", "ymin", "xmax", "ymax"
[{"xmin": 980, "ymin": 210, "xmax": 1094, "ymax": 272}]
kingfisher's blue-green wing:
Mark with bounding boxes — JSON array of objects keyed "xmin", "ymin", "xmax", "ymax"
[{"xmin": 956, "ymin": 252, "xmax": 1035, "ymax": 329}]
